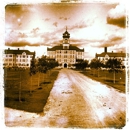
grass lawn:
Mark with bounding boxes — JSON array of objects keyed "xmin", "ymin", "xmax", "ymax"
[
  {"xmin": 81, "ymin": 69, "xmax": 126, "ymax": 93},
  {"xmin": 4, "ymin": 68, "xmax": 60, "ymax": 113}
]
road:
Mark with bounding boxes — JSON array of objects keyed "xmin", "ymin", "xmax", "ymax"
[
  {"xmin": 36, "ymin": 69, "xmax": 126, "ymax": 128},
  {"xmin": 5, "ymin": 68, "xmax": 126, "ymax": 128}
]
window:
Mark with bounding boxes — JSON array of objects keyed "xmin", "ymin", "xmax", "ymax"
[
  {"xmin": 63, "ymin": 46, "xmax": 68, "ymax": 49},
  {"xmin": 65, "ymin": 39, "xmax": 68, "ymax": 43},
  {"xmin": 57, "ymin": 55, "xmax": 61, "ymax": 58},
  {"xmin": 64, "ymin": 55, "xmax": 67, "ymax": 58},
  {"xmin": 22, "ymin": 52, "xmax": 26, "ymax": 55},
  {"xmin": 64, "ymin": 59, "xmax": 67, "ymax": 62},
  {"xmin": 9, "ymin": 54, "xmax": 12, "ymax": 57},
  {"xmin": 3, "ymin": 63, "xmax": 8, "ymax": 66}
]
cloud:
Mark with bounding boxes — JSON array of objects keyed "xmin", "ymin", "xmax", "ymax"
[
  {"xmin": 44, "ymin": 18, "xmax": 50, "ymax": 21},
  {"xmin": 69, "ymin": 19, "xmax": 94, "ymax": 30},
  {"xmin": 5, "ymin": 30, "xmax": 20, "ymax": 43},
  {"xmin": 5, "ymin": 41, "xmax": 40, "ymax": 47},
  {"xmin": 103, "ymin": 35, "xmax": 124, "ymax": 47},
  {"xmin": 70, "ymin": 39, "xmax": 88, "ymax": 46},
  {"xmin": 91, "ymin": 34, "xmax": 124, "ymax": 48},
  {"xmin": 108, "ymin": 35, "xmax": 123, "ymax": 42},
  {"xmin": 18, "ymin": 32, "xmax": 28, "ymax": 38},
  {"xmin": 40, "ymin": 31, "xmax": 61, "ymax": 46},
  {"xmin": 5, "ymin": 26, "xmax": 64, "ymax": 47},
  {"xmin": 115, "ymin": 47, "xmax": 126, "ymax": 52},
  {"xmin": 59, "ymin": 16, "xmax": 63, "ymax": 19},
  {"xmin": 31, "ymin": 27, "xmax": 39, "ymax": 34},
  {"xmin": 59, "ymin": 16, "xmax": 70, "ymax": 20},
  {"xmin": 64, "ymin": 17, "xmax": 70, "ymax": 20},
  {"xmin": 107, "ymin": 4, "xmax": 126, "ymax": 28},
  {"xmin": 5, "ymin": 5, "xmax": 28, "ymax": 29},
  {"xmin": 53, "ymin": 22, "xmax": 58, "ymax": 27},
  {"xmin": 108, "ymin": 41, "xmax": 126, "ymax": 53},
  {"xmin": 5, "ymin": 29, "xmax": 44, "ymax": 46}
]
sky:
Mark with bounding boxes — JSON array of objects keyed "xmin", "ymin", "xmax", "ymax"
[{"xmin": 5, "ymin": 2, "xmax": 127, "ymax": 58}]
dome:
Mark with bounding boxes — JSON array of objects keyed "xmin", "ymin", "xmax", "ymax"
[{"xmin": 63, "ymin": 27, "xmax": 70, "ymax": 38}]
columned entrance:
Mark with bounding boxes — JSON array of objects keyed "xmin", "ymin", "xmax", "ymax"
[{"xmin": 64, "ymin": 63, "xmax": 67, "ymax": 68}]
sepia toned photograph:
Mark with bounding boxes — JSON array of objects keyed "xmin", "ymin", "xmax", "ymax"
[{"xmin": 3, "ymin": 0, "xmax": 128, "ymax": 128}]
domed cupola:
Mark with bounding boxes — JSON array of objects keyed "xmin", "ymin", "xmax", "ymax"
[
  {"xmin": 62, "ymin": 26, "xmax": 70, "ymax": 49},
  {"xmin": 63, "ymin": 26, "xmax": 70, "ymax": 39}
]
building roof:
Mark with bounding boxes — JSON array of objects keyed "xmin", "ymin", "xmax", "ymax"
[
  {"xmin": 4, "ymin": 48, "xmax": 35, "ymax": 55},
  {"xmin": 63, "ymin": 30, "xmax": 70, "ymax": 35},
  {"xmin": 96, "ymin": 52, "xmax": 126, "ymax": 58},
  {"xmin": 47, "ymin": 45, "xmax": 84, "ymax": 52}
]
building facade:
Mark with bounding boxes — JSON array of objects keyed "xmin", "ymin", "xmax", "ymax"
[
  {"xmin": 3, "ymin": 48, "xmax": 35, "ymax": 68},
  {"xmin": 95, "ymin": 47, "xmax": 127, "ymax": 66},
  {"xmin": 47, "ymin": 28, "xmax": 84, "ymax": 68}
]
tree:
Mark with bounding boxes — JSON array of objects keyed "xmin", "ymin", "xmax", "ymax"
[
  {"xmin": 29, "ymin": 57, "xmax": 37, "ymax": 93},
  {"xmin": 105, "ymin": 58, "xmax": 122, "ymax": 83},
  {"xmin": 47, "ymin": 60, "xmax": 59, "ymax": 74},
  {"xmin": 30, "ymin": 58, "xmax": 37, "ymax": 76},
  {"xmin": 46, "ymin": 58, "xmax": 59, "ymax": 70},
  {"xmin": 36, "ymin": 56, "xmax": 48, "ymax": 86},
  {"xmin": 90, "ymin": 58, "xmax": 103, "ymax": 77},
  {"xmin": 37, "ymin": 56, "xmax": 59, "ymax": 85},
  {"xmin": 29, "ymin": 55, "xmax": 59, "ymax": 88},
  {"xmin": 37, "ymin": 56, "xmax": 48, "ymax": 73},
  {"xmin": 74, "ymin": 60, "xmax": 89, "ymax": 70}
]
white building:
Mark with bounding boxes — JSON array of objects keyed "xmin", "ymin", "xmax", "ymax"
[
  {"xmin": 95, "ymin": 47, "xmax": 127, "ymax": 67},
  {"xmin": 3, "ymin": 48, "xmax": 35, "ymax": 68},
  {"xmin": 47, "ymin": 28, "xmax": 84, "ymax": 68}
]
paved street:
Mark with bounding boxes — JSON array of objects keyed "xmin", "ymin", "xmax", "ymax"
[{"xmin": 5, "ymin": 69, "xmax": 126, "ymax": 128}]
